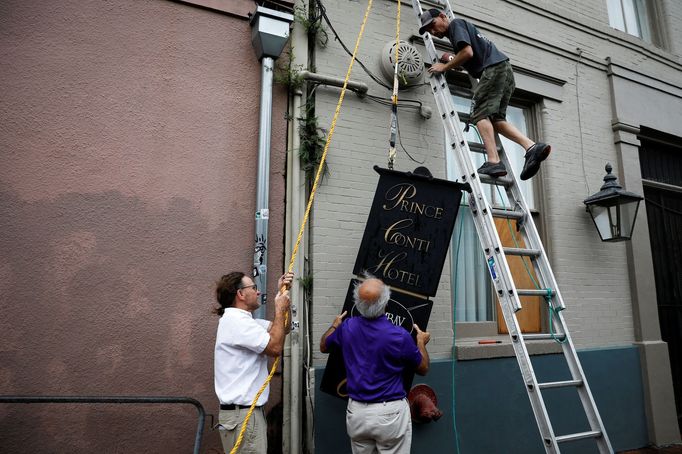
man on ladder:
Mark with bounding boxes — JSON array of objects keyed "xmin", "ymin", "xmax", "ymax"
[
  {"xmin": 419, "ymin": 8, "xmax": 551, "ymax": 180},
  {"xmin": 413, "ymin": 4, "xmax": 613, "ymax": 452}
]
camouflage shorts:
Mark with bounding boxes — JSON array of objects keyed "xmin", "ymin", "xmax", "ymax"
[{"xmin": 471, "ymin": 60, "xmax": 515, "ymax": 124}]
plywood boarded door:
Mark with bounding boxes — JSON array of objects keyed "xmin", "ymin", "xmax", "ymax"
[{"xmin": 495, "ymin": 218, "xmax": 541, "ymax": 334}]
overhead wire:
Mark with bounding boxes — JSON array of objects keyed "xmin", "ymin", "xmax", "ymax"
[
  {"xmin": 395, "ymin": 112, "xmax": 426, "ymax": 165},
  {"xmin": 315, "ymin": 0, "xmax": 391, "ymax": 90},
  {"xmin": 362, "ymin": 94, "xmax": 427, "ymax": 165},
  {"xmin": 575, "ymin": 48, "xmax": 591, "ymax": 196},
  {"xmin": 315, "ymin": 0, "xmax": 432, "ymax": 166},
  {"xmin": 365, "ymin": 94, "xmax": 424, "ymax": 109},
  {"xmin": 315, "ymin": 0, "xmax": 430, "ymax": 92}
]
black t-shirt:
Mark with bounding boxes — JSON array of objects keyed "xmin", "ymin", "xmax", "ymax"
[{"xmin": 447, "ymin": 19, "xmax": 508, "ymax": 78}]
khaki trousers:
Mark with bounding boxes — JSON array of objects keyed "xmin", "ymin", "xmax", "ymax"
[
  {"xmin": 218, "ymin": 406, "xmax": 267, "ymax": 454},
  {"xmin": 346, "ymin": 398, "xmax": 412, "ymax": 454}
]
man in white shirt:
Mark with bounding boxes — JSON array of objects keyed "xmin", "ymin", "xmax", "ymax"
[{"xmin": 213, "ymin": 271, "xmax": 293, "ymax": 454}]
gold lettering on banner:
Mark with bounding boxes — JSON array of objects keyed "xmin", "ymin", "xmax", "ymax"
[
  {"xmin": 384, "ymin": 219, "xmax": 431, "ymax": 252},
  {"xmin": 383, "ymin": 183, "xmax": 417, "ymax": 211},
  {"xmin": 382, "ymin": 183, "xmax": 444, "ymax": 219},
  {"xmin": 369, "ymin": 250, "xmax": 421, "ymax": 286}
]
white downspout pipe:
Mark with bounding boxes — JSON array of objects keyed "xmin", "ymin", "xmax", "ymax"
[
  {"xmin": 284, "ymin": 2, "xmax": 308, "ymax": 451},
  {"xmin": 284, "ymin": 90, "xmax": 307, "ymax": 454}
]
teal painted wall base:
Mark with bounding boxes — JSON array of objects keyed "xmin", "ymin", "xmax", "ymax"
[{"xmin": 314, "ymin": 346, "xmax": 648, "ymax": 453}]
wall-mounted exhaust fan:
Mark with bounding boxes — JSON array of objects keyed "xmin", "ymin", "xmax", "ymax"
[{"xmin": 379, "ymin": 40, "xmax": 424, "ymax": 88}]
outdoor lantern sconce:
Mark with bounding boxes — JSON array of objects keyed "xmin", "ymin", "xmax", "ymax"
[{"xmin": 583, "ymin": 163, "xmax": 643, "ymax": 242}]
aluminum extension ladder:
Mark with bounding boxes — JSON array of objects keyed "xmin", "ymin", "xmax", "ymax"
[{"xmin": 410, "ymin": 1, "xmax": 613, "ymax": 452}]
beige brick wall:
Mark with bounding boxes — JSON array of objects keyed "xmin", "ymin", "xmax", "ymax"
[{"xmin": 308, "ymin": 0, "xmax": 682, "ymax": 364}]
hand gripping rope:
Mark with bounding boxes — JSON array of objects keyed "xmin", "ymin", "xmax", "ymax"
[{"xmin": 229, "ymin": 0, "xmax": 375, "ymax": 451}]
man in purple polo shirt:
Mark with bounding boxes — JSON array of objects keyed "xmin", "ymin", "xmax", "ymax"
[{"xmin": 320, "ymin": 277, "xmax": 431, "ymax": 454}]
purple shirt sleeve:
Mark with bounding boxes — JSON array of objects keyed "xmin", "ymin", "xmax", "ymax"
[{"xmin": 402, "ymin": 332, "xmax": 422, "ymax": 369}]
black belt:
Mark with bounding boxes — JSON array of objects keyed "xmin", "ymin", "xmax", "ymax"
[
  {"xmin": 351, "ymin": 397, "xmax": 405, "ymax": 404},
  {"xmin": 220, "ymin": 403, "xmax": 253, "ymax": 410}
]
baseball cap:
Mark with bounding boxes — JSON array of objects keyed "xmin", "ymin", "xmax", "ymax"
[{"xmin": 418, "ymin": 8, "xmax": 442, "ymax": 35}]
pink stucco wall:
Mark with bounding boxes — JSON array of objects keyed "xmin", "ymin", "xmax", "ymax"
[{"xmin": 0, "ymin": 0, "xmax": 289, "ymax": 452}]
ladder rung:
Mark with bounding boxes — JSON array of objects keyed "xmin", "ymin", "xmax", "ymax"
[
  {"xmin": 468, "ymin": 143, "xmax": 487, "ymax": 154},
  {"xmin": 523, "ymin": 334, "xmax": 566, "ymax": 341},
  {"xmin": 491, "ymin": 208, "xmax": 524, "ymax": 220},
  {"xmin": 478, "ymin": 174, "xmax": 513, "ymax": 187},
  {"xmin": 503, "ymin": 247, "xmax": 541, "ymax": 257},
  {"xmin": 517, "ymin": 289, "xmax": 555, "ymax": 297},
  {"xmin": 555, "ymin": 430, "xmax": 602, "ymax": 443},
  {"xmin": 538, "ymin": 379, "xmax": 583, "ymax": 390},
  {"xmin": 466, "ymin": 143, "xmax": 504, "ymax": 155}
]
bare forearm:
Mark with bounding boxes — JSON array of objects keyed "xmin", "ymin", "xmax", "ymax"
[
  {"xmin": 319, "ymin": 326, "xmax": 336, "ymax": 353},
  {"xmin": 320, "ymin": 311, "xmax": 346, "ymax": 353},
  {"xmin": 264, "ymin": 310, "xmax": 287, "ymax": 357},
  {"xmin": 416, "ymin": 342, "xmax": 430, "ymax": 375},
  {"xmin": 284, "ymin": 308, "xmax": 292, "ymax": 334},
  {"xmin": 444, "ymin": 45, "xmax": 473, "ymax": 72}
]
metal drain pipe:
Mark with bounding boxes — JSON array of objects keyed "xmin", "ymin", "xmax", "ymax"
[
  {"xmin": 299, "ymin": 70, "xmax": 368, "ymax": 96},
  {"xmin": 250, "ymin": 6, "xmax": 294, "ymax": 318}
]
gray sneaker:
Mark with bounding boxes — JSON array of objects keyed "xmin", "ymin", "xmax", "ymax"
[{"xmin": 478, "ymin": 161, "xmax": 507, "ymax": 177}]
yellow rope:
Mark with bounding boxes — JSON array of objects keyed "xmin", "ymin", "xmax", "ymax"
[{"xmin": 229, "ymin": 0, "xmax": 374, "ymax": 451}]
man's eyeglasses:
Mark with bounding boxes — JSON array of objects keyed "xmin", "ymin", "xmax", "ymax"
[{"xmin": 238, "ymin": 283, "xmax": 258, "ymax": 292}]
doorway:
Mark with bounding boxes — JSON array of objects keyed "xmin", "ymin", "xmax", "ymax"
[{"xmin": 639, "ymin": 131, "xmax": 682, "ymax": 432}]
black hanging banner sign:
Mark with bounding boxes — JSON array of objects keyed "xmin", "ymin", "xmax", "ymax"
[
  {"xmin": 353, "ymin": 166, "xmax": 468, "ymax": 297},
  {"xmin": 319, "ymin": 279, "xmax": 434, "ymax": 399}
]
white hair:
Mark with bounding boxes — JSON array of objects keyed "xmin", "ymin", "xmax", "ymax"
[{"xmin": 353, "ymin": 274, "xmax": 391, "ymax": 319}]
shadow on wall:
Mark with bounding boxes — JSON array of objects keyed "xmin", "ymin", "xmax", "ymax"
[
  {"xmin": 267, "ymin": 402, "xmax": 284, "ymax": 454},
  {"xmin": 0, "ymin": 185, "xmax": 242, "ymax": 453}
]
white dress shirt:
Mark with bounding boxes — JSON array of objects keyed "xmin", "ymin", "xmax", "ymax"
[{"xmin": 214, "ymin": 307, "xmax": 272, "ymax": 406}]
